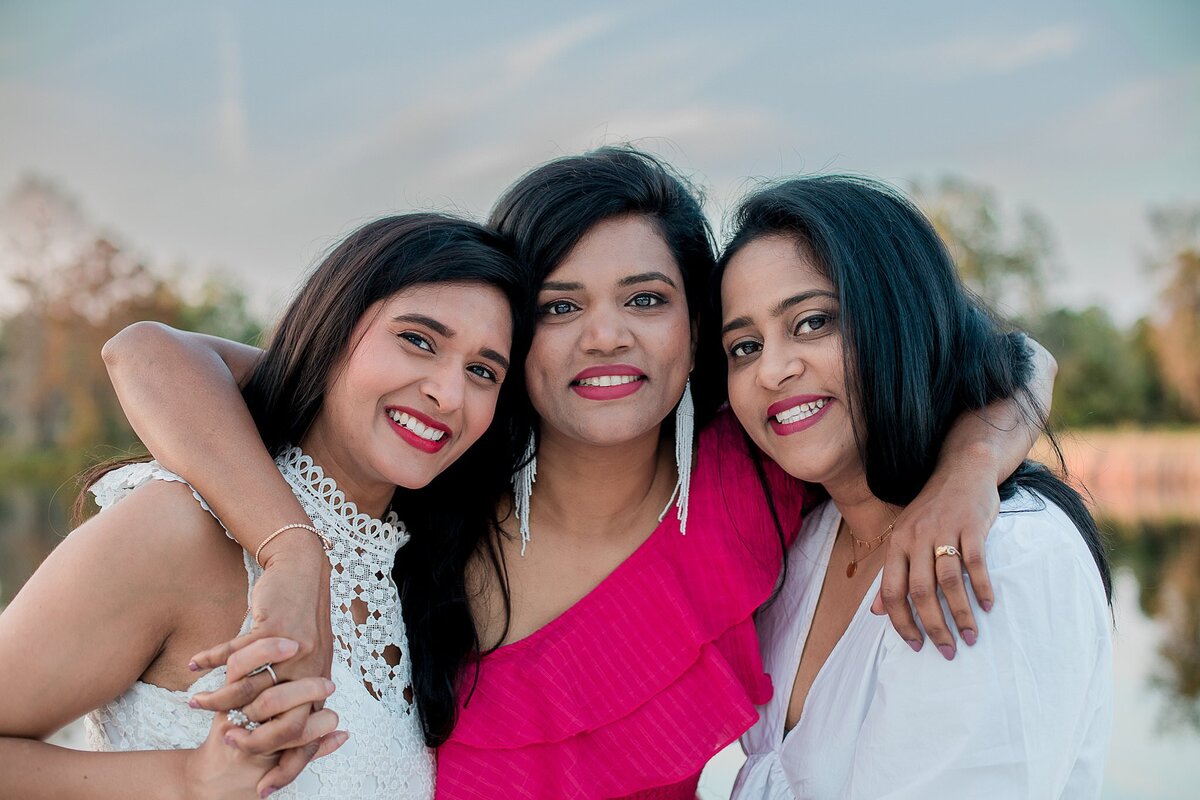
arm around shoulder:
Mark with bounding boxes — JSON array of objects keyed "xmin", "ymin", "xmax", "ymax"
[{"xmin": 848, "ymin": 507, "xmax": 1111, "ymax": 798}]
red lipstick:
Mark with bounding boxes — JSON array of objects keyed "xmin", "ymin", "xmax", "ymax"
[
  {"xmin": 386, "ymin": 405, "xmax": 452, "ymax": 454},
  {"xmin": 570, "ymin": 364, "xmax": 647, "ymax": 401},
  {"xmin": 766, "ymin": 394, "xmax": 833, "ymax": 436}
]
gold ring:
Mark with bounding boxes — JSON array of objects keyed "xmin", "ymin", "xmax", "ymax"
[{"xmin": 934, "ymin": 545, "xmax": 961, "ymax": 558}]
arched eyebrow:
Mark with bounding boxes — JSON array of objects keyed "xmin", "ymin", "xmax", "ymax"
[
  {"xmin": 393, "ymin": 314, "xmax": 510, "ymax": 371},
  {"xmin": 540, "ymin": 271, "xmax": 677, "ymax": 292},
  {"xmin": 480, "ymin": 348, "xmax": 510, "ymax": 372},
  {"xmin": 393, "ymin": 314, "xmax": 452, "ymax": 337},
  {"xmin": 720, "ymin": 290, "xmax": 836, "ymax": 336},
  {"xmin": 618, "ymin": 271, "xmax": 677, "ymax": 289}
]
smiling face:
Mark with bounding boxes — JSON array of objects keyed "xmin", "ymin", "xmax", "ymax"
[
  {"xmin": 525, "ymin": 214, "xmax": 695, "ymax": 448},
  {"xmin": 304, "ymin": 281, "xmax": 513, "ymax": 502},
  {"xmin": 721, "ymin": 234, "xmax": 863, "ymax": 489}
]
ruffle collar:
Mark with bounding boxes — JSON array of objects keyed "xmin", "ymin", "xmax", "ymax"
[{"xmin": 438, "ymin": 411, "xmax": 806, "ymax": 798}]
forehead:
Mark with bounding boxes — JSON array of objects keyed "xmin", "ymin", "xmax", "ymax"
[
  {"xmin": 721, "ymin": 235, "xmax": 831, "ymax": 312},
  {"xmin": 377, "ymin": 282, "xmax": 512, "ymax": 338},
  {"xmin": 545, "ymin": 214, "xmax": 682, "ymax": 286}
]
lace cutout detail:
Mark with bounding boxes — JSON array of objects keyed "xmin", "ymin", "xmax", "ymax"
[
  {"xmin": 275, "ymin": 447, "xmax": 415, "ymax": 711},
  {"xmin": 85, "ymin": 457, "xmax": 435, "ymax": 799}
]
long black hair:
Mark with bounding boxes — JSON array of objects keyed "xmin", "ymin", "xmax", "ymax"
[
  {"xmin": 239, "ymin": 213, "xmax": 531, "ymax": 746},
  {"xmin": 717, "ymin": 175, "xmax": 1111, "ymax": 601}
]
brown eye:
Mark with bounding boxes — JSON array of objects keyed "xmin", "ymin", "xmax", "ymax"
[
  {"xmin": 795, "ymin": 314, "xmax": 832, "ymax": 335},
  {"xmin": 627, "ymin": 293, "xmax": 664, "ymax": 308},
  {"xmin": 399, "ymin": 331, "xmax": 433, "ymax": 351},
  {"xmin": 540, "ymin": 300, "xmax": 579, "ymax": 316},
  {"xmin": 730, "ymin": 340, "xmax": 761, "ymax": 358}
]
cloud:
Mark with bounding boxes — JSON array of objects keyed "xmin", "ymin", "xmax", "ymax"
[
  {"xmin": 889, "ymin": 24, "xmax": 1085, "ymax": 78},
  {"xmin": 502, "ymin": 13, "xmax": 618, "ymax": 87}
]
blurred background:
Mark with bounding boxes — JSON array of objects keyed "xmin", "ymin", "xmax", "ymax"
[{"xmin": 1, "ymin": 2, "xmax": 1197, "ymax": 797}]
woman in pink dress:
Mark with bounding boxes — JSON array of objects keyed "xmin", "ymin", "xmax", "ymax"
[{"xmin": 102, "ymin": 148, "xmax": 1054, "ymax": 797}]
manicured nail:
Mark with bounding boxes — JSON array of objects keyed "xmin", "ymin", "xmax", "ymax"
[
  {"xmin": 324, "ymin": 679, "xmax": 336, "ymax": 694},
  {"xmin": 281, "ymin": 639, "xmax": 299, "ymax": 655},
  {"xmin": 962, "ymin": 629, "xmax": 977, "ymax": 647},
  {"xmin": 906, "ymin": 639, "xmax": 923, "ymax": 653},
  {"xmin": 187, "ymin": 698, "xmax": 200, "ymax": 709},
  {"xmin": 981, "ymin": 599, "xmax": 993, "ymax": 613},
  {"xmin": 937, "ymin": 644, "xmax": 956, "ymax": 661},
  {"xmin": 187, "ymin": 661, "xmax": 200, "ymax": 672},
  {"xmin": 261, "ymin": 788, "xmax": 277, "ymax": 798}
]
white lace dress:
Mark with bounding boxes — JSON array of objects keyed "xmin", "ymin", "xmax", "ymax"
[{"xmin": 84, "ymin": 447, "xmax": 436, "ymax": 799}]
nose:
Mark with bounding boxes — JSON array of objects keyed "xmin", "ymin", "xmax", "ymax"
[
  {"xmin": 579, "ymin": 303, "xmax": 633, "ymax": 355},
  {"xmin": 420, "ymin": 360, "xmax": 466, "ymax": 415},
  {"xmin": 755, "ymin": 341, "xmax": 804, "ymax": 392}
]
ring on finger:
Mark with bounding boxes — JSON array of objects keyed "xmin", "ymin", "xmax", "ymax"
[
  {"xmin": 934, "ymin": 544, "xmax": 961, "ymax": 559},
  {"xmin": 227, "ymin": 708, "xmax": 255, "ymax": 729},
  {"xmin": 246, "ymin": 662, "xmax": 279, "ymax": 685}
]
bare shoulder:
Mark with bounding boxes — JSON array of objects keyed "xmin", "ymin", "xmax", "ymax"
[
  {"xmin": 0, "ymin": 477, "xmax": 241, "ymax": 736},
  {"xmin": 69, "ymin": 477, "xmax": 241, "ymax": 589}
]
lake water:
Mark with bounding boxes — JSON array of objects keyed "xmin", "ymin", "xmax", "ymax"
[{"xmin": 3, "ymin": 485, "xmax": 1198, "ymax": 798}]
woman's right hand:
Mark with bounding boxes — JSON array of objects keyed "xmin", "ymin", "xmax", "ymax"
[
  {"xmin": 187, "ymin": 558, "xmax": 336, "ymax": 792},
  {"xmin": 184, "ymin": 651, "xmax": 344, "ymax": 799},
  {"xmin": 189, "ymin": 548, "xmax": 333, "ymax": 710}
]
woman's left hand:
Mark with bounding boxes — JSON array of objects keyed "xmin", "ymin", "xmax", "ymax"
[{"xmin": 872, "ymin": 467, "xmax": 999, "ymax": 660}]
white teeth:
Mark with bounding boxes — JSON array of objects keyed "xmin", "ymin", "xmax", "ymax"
[
  {"xmin": 387, "ymin": 409, "xmax": 445, "ymax": 442},
  {"xmin": 774, "ymin": 397, "xmax": 829, "ymax": 425},
  {"xmin": 576, "ymin": 375, "xmax": 641, "ymax": 387}
]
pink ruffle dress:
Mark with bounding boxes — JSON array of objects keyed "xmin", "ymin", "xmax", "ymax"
[{"xmin": 436, "ymin": 410, "xmax": 808, "ymax": 799}]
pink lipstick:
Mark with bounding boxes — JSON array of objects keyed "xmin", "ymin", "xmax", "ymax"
[{"xmin": 569, "ymin": 364, "xmax": 647, "ymax": 401}]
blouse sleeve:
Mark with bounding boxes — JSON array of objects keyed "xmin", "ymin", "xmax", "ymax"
[{"xmin": 841, "ymin": 504, "xmax": 1112, "ymax": 799}]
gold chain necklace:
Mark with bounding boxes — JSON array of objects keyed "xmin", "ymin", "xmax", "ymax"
[{"xmin": 845, "ymin": 521, "xmax": 895, "ymax": 578}]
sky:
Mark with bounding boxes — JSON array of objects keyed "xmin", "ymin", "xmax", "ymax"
[{"xmin": 1, "ymin": 0, "xmax": 1197, "ymax": 325}]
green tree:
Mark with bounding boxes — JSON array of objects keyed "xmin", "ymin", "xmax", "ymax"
[
  {"xmin": 914, "ymin": 175, "xmax": 1052, "ymax": 319},
  {"xmin": 1146, "ymin": 204, "xmax": 1200, "ymax": 418},
  {"xmin": 1024, "ymin": 307, "xmax": 1156, "ymax": 428}
]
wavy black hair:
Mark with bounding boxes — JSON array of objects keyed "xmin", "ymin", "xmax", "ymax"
[{"xmin": 716, "ymin": 175, "xmax": 1111, "ymax": 601}]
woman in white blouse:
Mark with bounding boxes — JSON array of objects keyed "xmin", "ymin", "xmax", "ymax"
[
  {"xmin": 0, "ymin": 214, "xmax": 523, "ymax": 799},
  {"xmin": 717, "ymin": 176, "xmax": 1113, "ymax": 799}
]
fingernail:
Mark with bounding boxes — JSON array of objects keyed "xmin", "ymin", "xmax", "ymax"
[
  {"xmin": 937, "ymin": 644, "xmax": 956, "ymax": 661},
  {"xmin": 324, "ymin": 679, "xmax": 336, "ymax": 694},
  {"xmin": 224, "ymin": 734, "xmax": 237, "ymax": 746},
  {"xmin": 906, "ymin": 639, "xmax": 923, "ymax": 653},
  {"xmin": 962, "ymin": 629, "xmax": 977, "ymax": 647},
  {"xmin": 981, "ymin": 599, "xmax": 994, "ymax": 613},
  {"xmin": 187, "ymin": 661, "xmax": 200, "ymax": 672},
  {"xmin": 281, "ymin": 639, "xmax": 299, "ymax": 655},
  {"xmin": 187, "ymin": 698, "xmax": 200, "ymax": 709},
  {"xmin": 262, "ymin": 788, "xmax": 277, "ymax": 798}
]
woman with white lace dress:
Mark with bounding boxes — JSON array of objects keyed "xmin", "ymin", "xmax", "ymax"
[{"xmin": 0, "ymin": 213, "xmax": 524, "ymax": 799}]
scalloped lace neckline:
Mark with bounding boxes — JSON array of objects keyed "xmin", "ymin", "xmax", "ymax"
[{"xmin": 276, "ymin": 445, "xmax": 409, "ymax": 553}]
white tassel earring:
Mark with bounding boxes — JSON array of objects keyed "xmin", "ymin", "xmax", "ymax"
[
  {"xmin": 513, "ymin": 431, "xmax": 537, "ymax": 556},
  {"xmin": 658, "ymin": 379, "xmax": 694, "ymax": 534}
]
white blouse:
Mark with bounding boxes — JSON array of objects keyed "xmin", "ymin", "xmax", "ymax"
[
  {"xmin": 84, "ymin": 449, "xmax": 436, "ymax": 799},
  {"xmin": 733, "ymin": 492, "xmax": 1112, "ymax": 799}
]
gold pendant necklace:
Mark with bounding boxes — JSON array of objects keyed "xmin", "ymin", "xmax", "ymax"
[{"xmin": 845, "ymin": 521, "xmax": 895, "ymax": 578}]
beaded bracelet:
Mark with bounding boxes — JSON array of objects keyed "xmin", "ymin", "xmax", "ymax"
[{"xmin": 254, "ymin": 523, "xmax": 332, "ymax": 568}]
